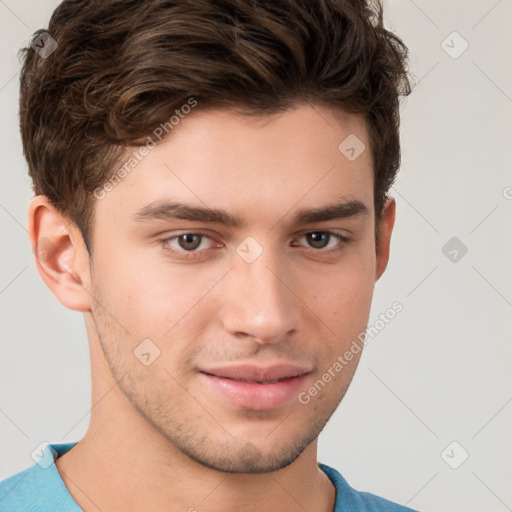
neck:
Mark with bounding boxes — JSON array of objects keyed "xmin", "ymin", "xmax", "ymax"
[
  {"xmin": 55, "ymin": 337, "xmax": 336, "ymax": 512},
  {"xmin": 56, "ymin": 409, "xmax": 335, "ymax": 512}
]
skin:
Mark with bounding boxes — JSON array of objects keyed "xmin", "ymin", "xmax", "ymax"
[{"xmin": 29, "ymin": 103, "xmax": 395, "ymax": 512}]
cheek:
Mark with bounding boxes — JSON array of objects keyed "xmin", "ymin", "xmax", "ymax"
[
  {"xmin": 102, "ymin": 255, "xmax": 228, "ymax": 336},
  {"xmin": 307, "ymin": 250, "xmax": 376, "ymax": 328}
]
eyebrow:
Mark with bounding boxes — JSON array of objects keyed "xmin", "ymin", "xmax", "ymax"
[
  {"xmin": 132, "ymin": 198, "xmax": 369, "ymax": 227},
  {"xmin": 132, "ymin": 200, "xmax": 244, "ymax": 227},
  {"xmin": 292, "ymin": 200, "xmax": 369, "ymax": 225}
]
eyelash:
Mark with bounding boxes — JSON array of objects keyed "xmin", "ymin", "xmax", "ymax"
[
  {"xmin": 160, "ymin": 231, "xmax": 220, "ymax": 260},
  {"xmin": 159, "ymin": 231, "xmax": 351, "ymax": 260},
  {"xmin": 289, "ymin": 232, "xmax": 351, "ymax": 253}
]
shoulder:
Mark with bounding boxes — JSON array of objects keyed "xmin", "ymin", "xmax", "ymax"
[
  {"xmin": 320, "ymin": 464, "xmax": 420, "ymax": 512},
  {"xmin": 0, "ymin": 464, "xmax": 46, "ymax": 511},
  {"xmin": 0, "ymin": 442, "xmax": 81, "ymax": 512}
]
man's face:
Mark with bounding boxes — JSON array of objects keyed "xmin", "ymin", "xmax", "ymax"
[{"xmin": 87, "ymin": 103, "xmax": 386, "ymax": 473}]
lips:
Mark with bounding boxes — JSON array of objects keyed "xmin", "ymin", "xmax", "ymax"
[
  {"xmin": 202, "ymin": 364, "xmax": 310, "ymax": 383},
  {"xmin": 200, "ymin": 364, "xmax": 311, "ymax": 410}
]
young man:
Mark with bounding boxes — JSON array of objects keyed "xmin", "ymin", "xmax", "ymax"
[{"xmin": 0, "ymin": 0, "xmax": 414, "ymax": 510}]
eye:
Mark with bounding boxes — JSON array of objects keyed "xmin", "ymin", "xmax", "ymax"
[
  {"xmin": 176, "ymin": 233, "xmax": 203, "ymax": 251},
  {"xmin": 295, "ymin": 231, "xmax": 350, "ymax": 251},
  {"xmin": 305, "ymin": 232, "xmax": 331, "ymax": 249},
  {"xmin": 161, "ymin": 232, "xmax": 221, "ymax": 255}
]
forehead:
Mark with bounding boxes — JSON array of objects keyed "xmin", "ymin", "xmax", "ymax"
[{"xmin": 94, "ymin": 103, "xmax": 374, "ymax": 227}]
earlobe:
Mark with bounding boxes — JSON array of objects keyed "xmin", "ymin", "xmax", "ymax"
[
  {"xmin": 375, "ymin": 197, "xmax": 396, "ymax": 282},
  {"xmin": 28, "ymin": 196, "xmax": 92, "ymax": 312}
]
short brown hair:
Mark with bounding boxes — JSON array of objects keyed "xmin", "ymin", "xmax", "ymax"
[{"xmin": 20, "ymin": 0, "xmax": 410, "ymax": 251}]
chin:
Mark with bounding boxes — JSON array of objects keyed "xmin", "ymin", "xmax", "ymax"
[{"xmin": 173, "ymin": 426, "xmax": 322, "ymax": 474}]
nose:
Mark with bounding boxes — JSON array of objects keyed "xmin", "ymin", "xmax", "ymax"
[{"xmin": 219, "ymin": 250, "xmax": 300, "ymax": 345}]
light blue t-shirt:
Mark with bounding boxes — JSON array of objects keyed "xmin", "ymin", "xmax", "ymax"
[{"xmin": 0, "ymin": 442, "xmax": 418, "ymax": 511}]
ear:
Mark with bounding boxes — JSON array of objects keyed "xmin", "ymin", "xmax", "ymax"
[
  {"xmin": 375, "ymin": 197, "xmax": 396, "ymax": 282},
  {"xmin": 28, "ymin": 195, "xmax": 93, "ymax": 312}
]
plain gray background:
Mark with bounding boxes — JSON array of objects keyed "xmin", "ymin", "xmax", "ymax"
[{"xmin": 1, "ymin": 1, "xmax": 511, "ymax": 511}]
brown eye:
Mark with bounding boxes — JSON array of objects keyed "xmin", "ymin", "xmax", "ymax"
[
  {"xmin": 161, "ymin": 232, "xmax": 222, "ymax": 260},
  {"xmin": 306, "ymin": 232, "xmax": 330, "ymax": 249},
  {"xmin": 177, "ymin": 234, "xmax": 203, "ymax": 251}
]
